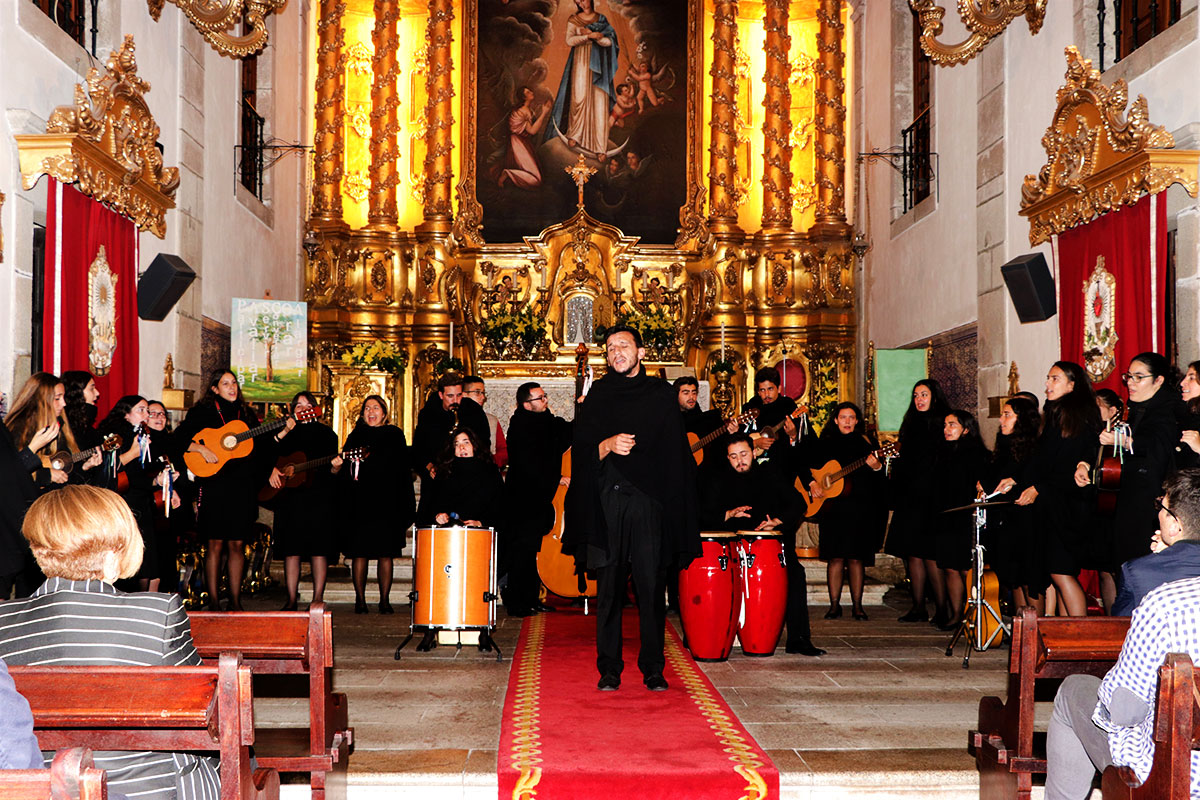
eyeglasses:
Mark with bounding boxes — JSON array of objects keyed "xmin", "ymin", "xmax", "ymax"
[
  {"xmin": 527, "ymin": 395, "xmax": 548, "ymax": 403},
  {"xmin": 1122, "ymin": 372, "xmax": 1153, "ymax": 383},
  {"xmin": 147, "ymin": 411, "xmax": 167, "ymax": 418},
  {"xmin": 465, "ymin": 389, "xmax": 485, "ymax": 395},
  {"xmin": 1156, "ymin": 496, "xmax": 1179, "ymax": 523}
]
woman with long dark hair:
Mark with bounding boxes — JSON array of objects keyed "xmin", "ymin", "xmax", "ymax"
[
  {"xmin": 886, "ymin": 379, "xmax": 951, "ymax": 623},
  {"xmin": 980, "ymin": 396, "xmax": 1041, "ymax": 610},
  {"xmin": 4, "ymin": 373, "xmax": 97, "ymax": 492},
  {"xmin": 421, "ymin": 428, "xmax": 506, "ymax": 529},
  {"xmin": 808, "ymin": 402, "xmax": 886, "ymax": 620},
  {"xmin": 1022, "ymin": 361, "xmax": 1100, "ymax": 617},
  {"xmin": 144, "ymin": 399, "xmax": 188, "ymax": 593},
  {"xmin": 337, "ymin": 394, "xmax": 415, "ymax": 614},
  {"xmin": 1177, "ymin": 360, "xmax": 1200, "ymax": 469},
  {"xmin": 932, "ymin": 410, "xmax": 989, "ymax": 631},
  {"xmin": 61, "ymin": 371, "xmax": 101, "ymax": 451}
]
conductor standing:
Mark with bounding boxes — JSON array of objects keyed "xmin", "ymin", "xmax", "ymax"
[{"xmin": 566, "ymin": 326, "xmax": 699, "ymax": 692}]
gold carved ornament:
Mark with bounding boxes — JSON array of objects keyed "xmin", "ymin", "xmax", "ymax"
[
  {"xmin": 909, "ymin": 0, "xmax": 1045, "ymax": 67},
  {"xmin": 15, "ymin": 35, "xmax": 179, "ymax": 239},
  {"xmin": 87, "ymin": 245, "xmax": 118, "ymax": 376},
  {"xmin": 147, "ymin": 0, "xmax": 285, "ymax": 59},
  {"xmin": 1082, "ymin": 255, "xmax": 1118, "ymax": 383},
  {"xmin": 1019, "ymin": 47, "xmax": 1200, "ymax": 246}
]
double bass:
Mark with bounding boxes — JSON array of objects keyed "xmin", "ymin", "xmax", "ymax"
[{"xmin": 537, "ymin": 343, "xmax": 598, "ymax": 599}]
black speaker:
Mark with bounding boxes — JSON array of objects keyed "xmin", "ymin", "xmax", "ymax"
[
  {"xmin": 1001, "ymin": 253, "xmax": 1056, "ymax": 323},
  {"xmin": 138, "ymin": 254, "xmax": 196, "ymax": 321}
]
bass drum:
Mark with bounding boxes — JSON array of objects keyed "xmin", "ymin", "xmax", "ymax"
[{"xmin": 412, "ymin": 526, "xmax": 496, "ymax": 629}]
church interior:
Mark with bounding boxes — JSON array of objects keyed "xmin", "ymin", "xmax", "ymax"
[{"xmin": 3, "ymin": 0, "xmax": 1200, "ymax": 796}]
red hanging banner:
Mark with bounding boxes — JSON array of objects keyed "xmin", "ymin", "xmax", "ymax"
[
  {"xmin": 43, "ymin": 178, "xmax": 140, "ymax": 415},
  {"xmin": 1056, "ymin": 193, "xmax": 1168, "ymax": 396}
]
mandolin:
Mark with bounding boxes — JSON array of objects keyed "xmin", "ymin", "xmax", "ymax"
[
  {"xmin": 795, "ymin": 440, "xmax": 900, "ymax": 518},
  {"xmin": 257, "ymin": 447, "xmax": 369, "ymax": 502},
  {"xmin": 687, "ymin": 409, "xmax": 759, "ymax": 465},
  {"xmin": 183, "ymin": 406, "xmax": 323, "ymax": 478},
  {"xmin": 46, "ymin": 432, "xmax": 122, "ymax": 473},
  {"xmin": 749, "ymin": 405, "xmax": 809, "ymax": 448}
]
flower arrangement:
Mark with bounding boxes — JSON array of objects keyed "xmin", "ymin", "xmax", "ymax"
[
  {"xmin": 711, "ymin": 359, "xmax": 735, "ymax": 374},
  {"xmin": 596, "ymin": 307, "xmax": 679, "ymax": 354},
  {"xmin": 478, "ymin": 305, "xmax": 549, "ymax": 360},
  {"xmin": 341, "ymin": 339, "xmax": 406, "ymax": 375},
  {"xmin": 435, "ymin": 356, "xmax": 464, "ymax": 375}
]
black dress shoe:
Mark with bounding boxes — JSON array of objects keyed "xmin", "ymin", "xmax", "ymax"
[
  {"xmin": 852, "ymin": 607, "xmax": 869, "ymax": 621},
  {"xmin": 930, "ymin": 611, "xmax": 949, "ymax": 628},
  {"xmin": 898, "ymin": 608, "xmax": 929, "ymax": 622},
  {"xmin": 354, "ymin": 599, "xmax": 368, "ymax": 614},
  {"xmin": 938, "ymin": 617, "xmax": 963, "ymax": 632},
  {"xmin": 644, "ymin": 674, "xmax": 669, "ymax": 692},
  {"xmin": 597, "ymin": 673, "xmax": 621, "ymax": 691},
  {"xmin": 785, "ymin": 639, "xmax": 827, "ymax": 656},
  {"xmin": 280, "ymin": 600, "xmax": 298, "ymax": 612},
  {"xmin": 823, "ymin": 605, "xmax": 842, "ymax": 619},
  {"xmin": 533, "ymin": 602, "xmax": 556, "ymax": 612},
  {"xmin": 379, "ymin": 600, "xmax": 394, "ymax": 615}
]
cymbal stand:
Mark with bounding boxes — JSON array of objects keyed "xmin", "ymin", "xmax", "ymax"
[{"xmin": 945, "ymin": 494, "xmax": 1010, "ymax": 668}]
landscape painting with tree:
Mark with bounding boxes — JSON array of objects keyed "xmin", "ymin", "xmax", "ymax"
[
  {"xmin": 473, "ymin": 0, "xmax": 688, "ymax": 244},
  {"xmin": 231, "ymin": 298, "xmax": 308, "ymax": 401}
]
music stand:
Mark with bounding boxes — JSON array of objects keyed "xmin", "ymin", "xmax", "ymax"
[{"xmin": 944, "ymin": 496, "xmax": 1011, "ymax": 668}]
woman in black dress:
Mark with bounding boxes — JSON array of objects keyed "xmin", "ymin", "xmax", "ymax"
[
  {"xmin": 808, "ymin": 402, "xmax": 885, "ymax": 620},
  {"xmin": 933, "ymin": 410, "xmax": 989, "ymax": 631},
  {"xmin": 420, "ymin": 428, "xmax": 505, "ymax": 530},
  {"xmin": 886, "ymin": 379, "xmax": 951, "ymax": 622},
  {"xmin": 1022, "ymin": 361, "xmax": 1099, "ymax": 617},
  {"xmin": 61, "ymin": 371, "xmax": 101, "ymax": 452},
  {"xmin": 336, "ymin": 394, "xmax": 415, "ymax": 614},
  {"xmin": 144, "ymin": 399, "xmax": 188, "ymax": 593},
  {"xmin": 980, "ymin": 396, "xmax": 1041, "ymax": 610},
  {"xmin": 4, "ymin": 373, "xmax": 100, "ymax": 492},
  {"xmin": 268, "ymin": 391, "xmax": 339, "ymax": 610},
  {"xmin": 175, "ymin": 369, "xmax": 270, "ymax": 611},
  {"xmin": 1177, "ymin": 360, "xmax": 1200, "ymax": 469}
]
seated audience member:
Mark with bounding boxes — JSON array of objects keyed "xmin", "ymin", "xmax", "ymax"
[
  {"xmin": 1111, "ymin": 468, "xmax": 1200, "ymax": 616},
  {"xmin": 1046, "ymin": 574, "xmax": 1200, "ymax": 799},
  {"xmin": 0, "ymin": 656, "xmax": 41, "ymax": 770},
  {"xmin": 0, "ymin": 485, "xmax": 220, "ymax": 800}
]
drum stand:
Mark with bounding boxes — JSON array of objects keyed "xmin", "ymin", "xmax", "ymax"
[
  {"xmin": 944, "ymin": 502, "xmax": 1010, "ymax": 669},
  {"xmin": 394, "ymin": 613, "xmax": 503, "ymax": 662}
]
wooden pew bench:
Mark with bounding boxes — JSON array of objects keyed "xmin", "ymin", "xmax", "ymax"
[
  {"xmin": 10, "ymin": 653, "xmax": 279, "ymax": 800},
  {"xmin": 1102, "ymin": 652, "xmax": 1200, "ymax": 799},
  {"xmin": 0, "ymin": 747, "xmax": 106, "ymax": 800},
  {"xmin": 188, "ymin": 603, "xmax": 351, "ymax": 800},
  {"xmin": 969, "ymin": 608, "xmax": 1130, "ymax": 800}
]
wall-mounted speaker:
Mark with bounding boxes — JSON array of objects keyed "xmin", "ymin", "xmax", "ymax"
[
  {"xmin": 1000, "ymin": 253, "xmax": 1056, "ymax": 323},
  {"xmin": 138, "ymin": 254, "xmax": 196, "ymax": 321}
]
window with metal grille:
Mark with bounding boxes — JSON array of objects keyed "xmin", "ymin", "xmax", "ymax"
[
  {"xmin": 238, "ymin": 38, "xmax": 266, "ymax": 199},
  {"xmin": 904, "ymin": 12, "xmax": 932, "ymax": 212},
  {"xmin": 29, "ymin": 0, "xmax": 99, "ymax": 56},
  {"xmin": 1096, "ymin": 0, "xmax": 1183, "ymax": 71}
]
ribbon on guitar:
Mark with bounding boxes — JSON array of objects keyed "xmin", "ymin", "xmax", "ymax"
[{"xmin": 162, "ymin": 464, "xmax": 173, "ymax": 519}]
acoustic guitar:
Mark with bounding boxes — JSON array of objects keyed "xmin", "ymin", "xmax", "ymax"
[
  {"xmin": 257, "ymin": 447, "xmax": 368, "ymax": 502},
  {"xmin": 46, "ymin": 432, "xmax": 122, "ymax": 473},
  {"xmin": 749, "ymin": 405, "xmax": 809, "ymax": 449},
  {"xmin": 183, "ymin": 406, "xmax": 322, "ymax": 478},
  {"xmin": 1091, "ymin": 417, "xmax": 1126, "ymax": 515},
  {"xmin": 795, "ymin": 440, "xmax": 900, "ymax": 518},
  {"xmin": 687, "ymin": 409, "xmax": 759, "ymax": 465}
]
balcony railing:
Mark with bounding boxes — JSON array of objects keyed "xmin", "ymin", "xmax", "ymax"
[
  {"xmin": 1097, "ymin": 0, "xmax": 1182, "ymax": 71},
  {"xmin": 901, "ymin": 108, "xmax": 932, "ymax": 213},
  {"xmin": 29, "ymin": 0, "xmax": 99, "ymax": 56},
  {"xmin": 238, "ymin": 96, "xmax": 266, "ymax": 200}
]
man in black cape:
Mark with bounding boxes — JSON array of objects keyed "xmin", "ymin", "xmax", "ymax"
[
  {"xmin": 742, "ymin": 366, "xmax": 812, "ymax": 472},
  {"xmin": 503, "ymin": 382, "xmax": 572, "ymax": 616},
  {"xmin": 565, "ymin": 326, "xmax": 699, "ymax": 692},
  {"xmin": 412, "ymin": 374, "xmax": 492, "ymax": 481}
]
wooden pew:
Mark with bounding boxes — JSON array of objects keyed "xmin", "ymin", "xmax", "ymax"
[
  {"xmin": 969, "ymin": 608, "xmax": 1130, "ymax": 800},
  {"xmin": 188, "ymin": 603, "xmax": 351, "ymax": 800},
  {"xmin": 10, "ymin": 653, "xmax": 279, "ymax": 800},
  {"xmin": 1102, "ymin": 652, "xmax": 1200, "ymax": 799},
  {"xmin": 0, "ymin": 748, "xmax": 106, "ymax": 800}
]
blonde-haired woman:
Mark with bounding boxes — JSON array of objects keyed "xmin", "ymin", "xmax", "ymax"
[
  {"xmin": 3, "ymin": 372, "xmax": 100, "ymax": 490},
  {"xmin": 0, "ymin": 485, "xmax": 220, "ymax": 800}
]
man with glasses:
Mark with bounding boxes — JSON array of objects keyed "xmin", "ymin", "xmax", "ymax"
[
  {"xmin": 463, "ymin": 376, "xmax": 508, "ymax": 468},
  {"xmin": 503, "ymin": 382, "xmax": 572, "ymax": 616},
  {"xmin": 1110, "ymin": 470, "xmax": 1200, "ymax": 615},
  {"xmin": 413, "ymin": 374, "xmax": 492, "ymax": 484}
]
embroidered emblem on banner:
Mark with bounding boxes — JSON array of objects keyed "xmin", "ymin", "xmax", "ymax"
[
  {"xmin": 1083, "ymin": 255, "xmax": 1118, "ymax": 383},
  {"xmin": 87, "ymin": 245, "xmax": 118, "ymax": 376}
]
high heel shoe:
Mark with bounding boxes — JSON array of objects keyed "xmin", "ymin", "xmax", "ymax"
[
  {"xmin": 379, "ymin": 599, "xmax": 394, "ymax": 615},
  {"xmin": 852, "ymin": 607, "xmax": 868, "ymax": 621},
  {"xmin": 354, "ymin": 598, "xmax": 368, "ymax": 614},
  {"xmin": 898, "ymin": 607, "xmax": 929, "ymax": 623},
  {"xmin": 280, "ymin": 599, "xmax": 298, "ymax": 612},
  {"xmin": 823, "ymin": 605, "xmax": 842, "ymax": 619}
]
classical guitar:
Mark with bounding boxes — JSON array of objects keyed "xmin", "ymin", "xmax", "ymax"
[
  {"xmin": 257, "ymin": 446, "xmax": 369, "ymax": 502},
  {"xmin": 688, "ymin": 409, "xmax": 759, "ymax": 466},
  {"xmin": 796, "ymin": 440, "xmax": 900, "ymax": 518},
  {"xmin": 183, "ymin": 405, "xmax": 322, "ymax": 478},
  {"xmin": 46, "ymin": 432, "xmax": 122, "ymax": 473},
  {"xmin": 748, "ymin": 405, "xmax": 809, "ymax": 448},
  {"xmin": 1091, "ymin": 417, "xmax": 1126, "ymax": 515}
]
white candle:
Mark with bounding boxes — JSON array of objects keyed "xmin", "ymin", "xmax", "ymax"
[
  {"xmin": 541, "ymin": 262, "xmax": 548, "ymax": 288},
  {"xmin": 721, "ymin": 323, "xmax": 726, "ymax": 356},
  {"xmin": 449, "ymin": 322, "xmax": 454, "ymax": 357}
]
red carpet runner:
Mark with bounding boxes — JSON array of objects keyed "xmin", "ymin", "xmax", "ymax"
[{"xmin": 498, "ymin": 608, "xmax": 779, "ymax": 799}]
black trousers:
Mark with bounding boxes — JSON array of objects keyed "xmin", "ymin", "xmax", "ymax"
[
  {"xmin": 783, "ymin": 531, "xmax": 812, "ymax": 644},
  {"xmin": 503, "ymin": 543, "xmax": 540, "ymax": 612},
  {"xmin": 594, "ymin": 480, "xmax": 667, "ymax": 680}
]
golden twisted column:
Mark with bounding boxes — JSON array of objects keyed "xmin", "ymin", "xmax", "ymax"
[
  {"xmin": 760, "ymin": 0, "xmax": 793, "ymax": 234},
  {"xmin": 367, "ymin": 0, "xmax": 401, "ymax": 228},
  {"xmin": 707, "ymin": 0, "xmax": 741, "ymax": 233},
  {"xmin": 813, "ymin": 0, "xmax": 848, "ymax": 232},
  {"xmin": 419, "ymin": 0, "xmax": 455, "ymax": 233},
  {"xmin": 311, "ymin": 0, "xmax": 346, "ymax": 223}
]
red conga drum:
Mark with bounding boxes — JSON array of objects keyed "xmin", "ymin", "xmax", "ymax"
[
  {"xmin": 736, "ymin": 531, "xmax": 788, "ymax": 656},
  {"xmin": 678, "ymin": 531, "xmax": 741, "ymax": 662}
]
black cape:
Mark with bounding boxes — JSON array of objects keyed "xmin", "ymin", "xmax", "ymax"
[
  {"xmin": 411, "ymin": 396, "xmax": 492, "ymax": 477},
  {"xmin": 419, "ymin": 456, "xmax": 505, "ymax": 530},
  {"xmin": 505, "ymin": 407, "xmax": 572, "ymax": 547},
  {"xmin": 701, "ymin": 459, "xmax": 800, "ymax": 533}
]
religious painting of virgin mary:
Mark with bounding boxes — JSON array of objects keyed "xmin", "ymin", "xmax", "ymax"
[{"xmin": 473, "ymin": 0, "xmax": 687, "ymax": 245}]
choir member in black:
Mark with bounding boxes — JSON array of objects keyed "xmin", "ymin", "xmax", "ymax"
[
  {"xmin": 566, "ymin": 326, "xmax": 698, "ymax": 692},
  {"xmin": 0, "ymin": 413, "xmax": 56, "ymax": 599},
  {"xmin": 677, "ymin": 376, "xmax": 737, "ymax": 476},
  {"xmin": 1074, "ymin": 352, "xmax": 1183, "ymax": 571},
  {"xmin": 741, "ymin": 367, "xmax": 807, "ymax": 472},
  {"xmin": 335, "ymin": 394, "xmax": 415, "ymax": 614},
  {"xmin": 268, "ymin": 391, "xmax": 339, "ymax": 610},
  {"xmin": 807, "ymin": 402, "xmax": 886, "ymax": 620},
  {"xmin": 933, "ymin": 410, "xmax": 989, "ymax": 631},
  {"xmin": 980, "ymin": 396, "xmax": 1041, "ymax": 611},
  {"xmin": 463, "ymin": 376, "xmax": 508, "ymax": 468},
  {"xmin": 99, "ymin": 395, "xmax": 180, "ymax": 590},
  {"xmin": 1178, "ymin": 360, "xmax": 1200, "ymax": 468},
  {"xmin": 144, "ymin": 399, "xmax": 189, "ymax": 593},
  {"xmin": 886, "ymin": 379, "xmax": 951, "ymax": 623},
  {"xmin": 703, "ymin": 434, "xmax": 825, "ymax": 656},
  {"xmin": 503, "ymin": 383, "xmax": 571, "ymax": 616},
  {"xmin": 421, "ymin": 428, "xmax": 505, "ymax": 530},
  {"xmin": 176, "ymin": 369, "xmax": 271, "ymax": 611},
  {"xmin": 4, "ymin": 373, "xmax": 101, "ymax": 492},
  {"xmin": 1022, "ymin": 361, "xmax": 1099, "ymax": 617},
  {"xmin": 412, "ymin": 374, "xmax": 492, "ymax": 486},
  {"xmin": 61, "ymin": 371, "xmax": 101, "ymax": 453}
]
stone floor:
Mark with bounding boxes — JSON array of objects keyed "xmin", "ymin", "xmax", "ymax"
[{"xmin": 241, "ymin": 559, "xmax": 1042, "ymax": 799}]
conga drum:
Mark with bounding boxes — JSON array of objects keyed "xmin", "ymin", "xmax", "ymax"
[
  {"xmin": 678, "ymin": 531, "xmax": 741, "ymax": 662},
  {"xmin": 411, "ymin": 526, "xmax": 497, "ymax": 631},
  {"xmin": 735, "ymin": 531, "xmax": 788, "ymax": 657}
]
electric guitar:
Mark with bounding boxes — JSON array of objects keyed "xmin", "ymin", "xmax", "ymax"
[
  {"xmin": 796, "ymin": 440, "xmax": 900, "ymax": 518},
  {"xmin": 183, "ymin": 405, "xmax": 323, "ymax": 478},
  {"xmin": 748, "ymin": 405, "xmax": 809, "ymax": 449},
  {"xmin": 46, "ymin": 433, "xmax": 123, "ymax": 473},
  {"xmin": 687, "ymin": 409, "xmax": 759, "ymax": 465},
  {"xmin": 257, "ymin": 447, "xmax": 369, "ymax": 502}
]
